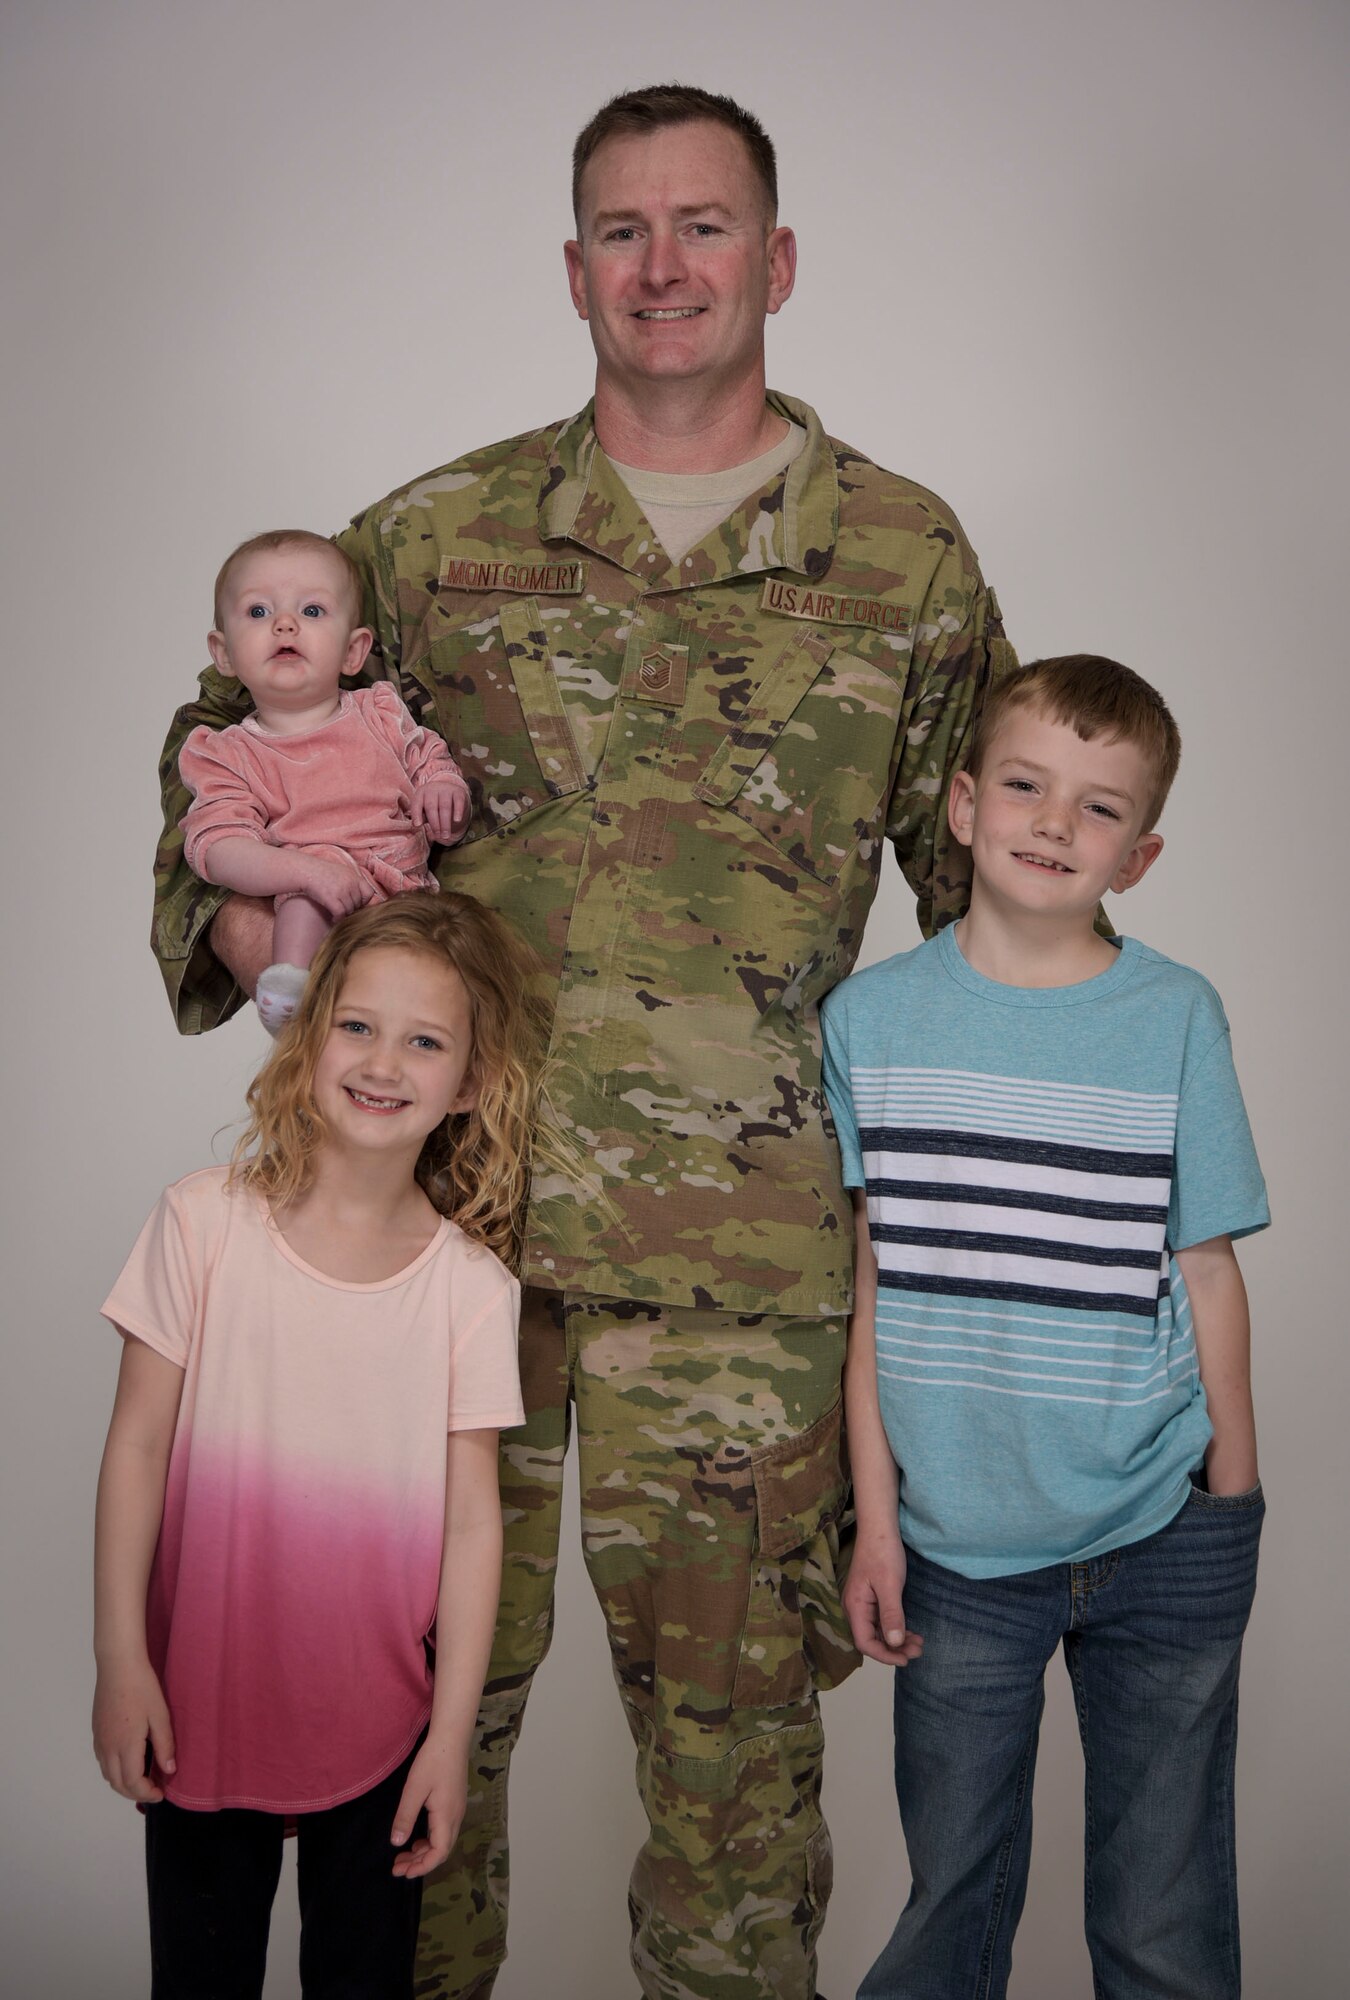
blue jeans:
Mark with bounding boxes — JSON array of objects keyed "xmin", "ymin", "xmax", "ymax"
[{"xmin": 859, "ymin": 1482, "xmax": 1264, "ymax": 2000}]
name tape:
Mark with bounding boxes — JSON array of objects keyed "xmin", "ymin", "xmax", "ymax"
[{"xmin": 439, "ymin": 557, "xmax": 588, "ymax": 596}]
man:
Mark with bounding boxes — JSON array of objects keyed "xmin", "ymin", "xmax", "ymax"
[{"xmin": 153, "ymin": 83, "xmax": 1013, "ymax": 2000}]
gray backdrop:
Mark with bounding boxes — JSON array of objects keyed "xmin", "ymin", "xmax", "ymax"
[{"xmin": 3, "ymin": 2, "xmax": 1346, "ymax": 1993}]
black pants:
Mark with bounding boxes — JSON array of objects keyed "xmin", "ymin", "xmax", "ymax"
[{"xmin": 144, "ymin": 1744, "xmax": 423, "ymax": 1999}]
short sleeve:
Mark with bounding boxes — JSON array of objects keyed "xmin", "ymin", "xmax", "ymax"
[
  {"xmin": 101, "ymin": 1186, "xmax": 198, "ymax": 1367},
  {"xmin": 447, "ymin": 1260, "xmax": 524, "ymax": 1432},
  {"xmin": 1168, "ymin": 1030, "xmax": 1269, "ymax": 1251},
  {"xmin": 820, "ymin": 995, "xmax": 865, "ymax": 1188}
]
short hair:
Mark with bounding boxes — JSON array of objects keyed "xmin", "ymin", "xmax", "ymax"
[
  {"xmin": 572, "ymin": 82, "xmax": 778, "ymax": 228},
  {"xmin": 969, "ymin": 654, "xmax": 1182, "ymax": 831},
  {"xmin": 232, "ymin": 893, "xmax": 552, "ymax": 1271},
  {"xmin": 212, "ymin": 530, "xmax": 364, "ymax": 630}
]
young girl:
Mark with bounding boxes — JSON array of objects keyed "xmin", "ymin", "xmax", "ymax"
[{"xmin": 93, "ymin": 892, "xmax": 543, "ymax": 1999}]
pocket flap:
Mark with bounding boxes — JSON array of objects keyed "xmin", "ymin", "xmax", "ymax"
[
  {"xmin": 694, "ymin": 628, "xmax": 835, "ymax": 808},
  {"xmin": 751, "ymin": 1400, "xmax": 846, "ymax": 1560}
]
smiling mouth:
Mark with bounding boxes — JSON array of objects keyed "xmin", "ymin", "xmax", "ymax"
[
  {"xmin": 345, "ymin": 1087, "xmax": 408, "ymax": 1113},
  {"xmin": 634, "ymin": 307, "xmax": 705, "ymax": 319},
  {"xmin": 1014, "ymin": 852, "xmax": 1073, "ymax": 873}
]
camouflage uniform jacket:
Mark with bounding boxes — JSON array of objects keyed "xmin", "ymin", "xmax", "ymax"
[{"xmin": 154, "ymin": 392, "xmax": 1013, "ymax": 1317}]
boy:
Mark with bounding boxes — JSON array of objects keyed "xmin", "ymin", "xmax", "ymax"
[
  {"xmin": 821, "ymin": 655, "xmax": 1267, "ymax": 2000},
  {"xmin": 179, "ymin": 531, "xmax": 470, "ymax": 1031}
]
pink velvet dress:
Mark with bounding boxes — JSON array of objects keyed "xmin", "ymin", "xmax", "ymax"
[{"xmin": 179, "ymin": 683, "xmax": 469, "ymax": 903}]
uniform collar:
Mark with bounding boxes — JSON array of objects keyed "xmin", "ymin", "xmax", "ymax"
[{"xmin": 537, "ymin": 390, "xmax": 839, "ymax": 589}]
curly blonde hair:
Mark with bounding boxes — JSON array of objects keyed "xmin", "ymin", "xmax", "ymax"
[{"xmin": 232, "ymin": 893, "xmax": 552, "ymax": 1270}]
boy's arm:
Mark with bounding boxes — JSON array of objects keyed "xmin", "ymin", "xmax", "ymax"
[
  {"xmin": 1175, "ymin": 1234, "xmax": 1259, "ymax": 1494},
  {"xmin": 841, "ymin": 1193, "xmax": 923, "ymax": 1666},
  {"xmin": 92, "ymin": 1337, "xmax": 185, "ymax": 1802},
  {"xmin": 389, "ymin": 1426, "xmax": 504, "ymax": 1877}
]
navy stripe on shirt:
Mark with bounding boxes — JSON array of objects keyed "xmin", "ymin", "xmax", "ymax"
[
  {"xmin": 859, "ymin": 1126, "xmax": 1175, "ymax": 1179},
  {"xmin": 865, "ymin": 1177, "xmax": 1169, "ymax": 1225},
  {"xmin": 875, "ymin": 1268, "xmax": 1168, "ymax": 1318}
]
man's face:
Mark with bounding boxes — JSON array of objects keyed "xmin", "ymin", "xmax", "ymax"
[{"xmin": 564, "ymin": 120, "xmax": 795, "ymax": 403}]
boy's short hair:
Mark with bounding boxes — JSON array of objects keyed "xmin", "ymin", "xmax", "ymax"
[
  {"xmin": 212, "ymin": 530, "xmax": 364, "ymax": 631},
  {"xmin": 572, "ymin": 83, "xmax": 778, "ymax": 227},
  {"xmin": 969, "ymin": 654, "xmax": 1182, "ymax": 831}
]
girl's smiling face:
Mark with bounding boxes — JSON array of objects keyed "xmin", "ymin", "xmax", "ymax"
[{"xmin": 313, "ymin": 946, "xmax": 478, "ymax": 1160}]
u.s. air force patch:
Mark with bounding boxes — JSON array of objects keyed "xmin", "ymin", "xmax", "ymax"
[
  {"xmin": 760, "ymin": 577, "xmax": 910, "ymax": 633},
  {"xmin": 439, "ymin": 557, "xmax": 588, "ymax": 595}
]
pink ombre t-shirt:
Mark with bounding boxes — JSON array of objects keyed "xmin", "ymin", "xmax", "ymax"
[{"xmin": 102, "ymin": 1166, "xmax": 523, "ymax": 1814}]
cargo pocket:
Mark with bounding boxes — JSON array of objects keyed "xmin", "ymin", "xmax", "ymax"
[
  {"xmin": 695, "ymin": 629, "xmax": 904, "ymax": 885},
  {"xmin": 732, "ymin": 1400, "xmax": 857, "ymax": 1711}
]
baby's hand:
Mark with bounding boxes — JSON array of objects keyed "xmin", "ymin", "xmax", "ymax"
[
  {"xmin": 93, "ymin": 1657, "xmax": 176, "ymax": 1803},
  {"xmin": 298, "ymin": 854, "xmax": 365, "ymax": 918},
  {"xmin": 389, "ymin": 1736, "xmax": 468, "ymax": 1879},
  {"xmin": 415, "ymin": 779, "xmax": 472, "ymax": 846}
]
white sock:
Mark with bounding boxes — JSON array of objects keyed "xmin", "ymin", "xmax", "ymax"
[{"xmin": 255, "ymin": 962, "xmax": 310, "ymax": 1037}]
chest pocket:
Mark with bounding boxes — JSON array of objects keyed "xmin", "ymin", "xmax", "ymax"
[
  {"xmin": 418, "ymin": 595, "xmax": 590, "ymax": 839},
  {"xmin": 694, "ymin": 627, "xmax": 904, "ymax": 884}
]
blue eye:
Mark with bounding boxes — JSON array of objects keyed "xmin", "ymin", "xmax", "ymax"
[
  {"xmin": 411, "ymin": 1034, "xmax": 443, "ymax": 1051},
  {"xmin": 339, "ymin": 1018, "xmax": 370, "ymax": 1036},
  {"xmin": 302, "ymin": 603, "xmax": 324, "ymax": 618},
  {"xmin": 246, "ymin": 604, "xmax": 268, "ymax": 619}
]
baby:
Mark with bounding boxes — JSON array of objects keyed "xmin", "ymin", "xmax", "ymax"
[{"xmin": 180, "ymin": 530, "xmax": 470, "ymax": 1031}]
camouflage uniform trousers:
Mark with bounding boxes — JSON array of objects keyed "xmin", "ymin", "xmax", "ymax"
[{"xmin": 416, "ymin": 1288, "xmax": 859, "ymax": 2000}]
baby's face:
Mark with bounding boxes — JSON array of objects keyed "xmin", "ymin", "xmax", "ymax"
[{"xmin": 209, "ymin": 546, "xmax": 369, "ymax": 723}]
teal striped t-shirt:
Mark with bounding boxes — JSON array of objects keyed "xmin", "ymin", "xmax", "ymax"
[{"xmin": 820, "ymin": 926, "xmax": 1269, "ymax": 1577}]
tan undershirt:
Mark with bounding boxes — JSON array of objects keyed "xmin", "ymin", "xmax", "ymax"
[{"xmin": 608, "ymin": 422, "xmax": 808, "ymax": 564}]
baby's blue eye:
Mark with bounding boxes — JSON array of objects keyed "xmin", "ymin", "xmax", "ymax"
[
  {"xmin": 302, "ymin": 604, "xmax": 324, "ymax": 618},
  {"xmin": 246, "ymin": 604, "xmax": 268, "ymax": 619}
]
